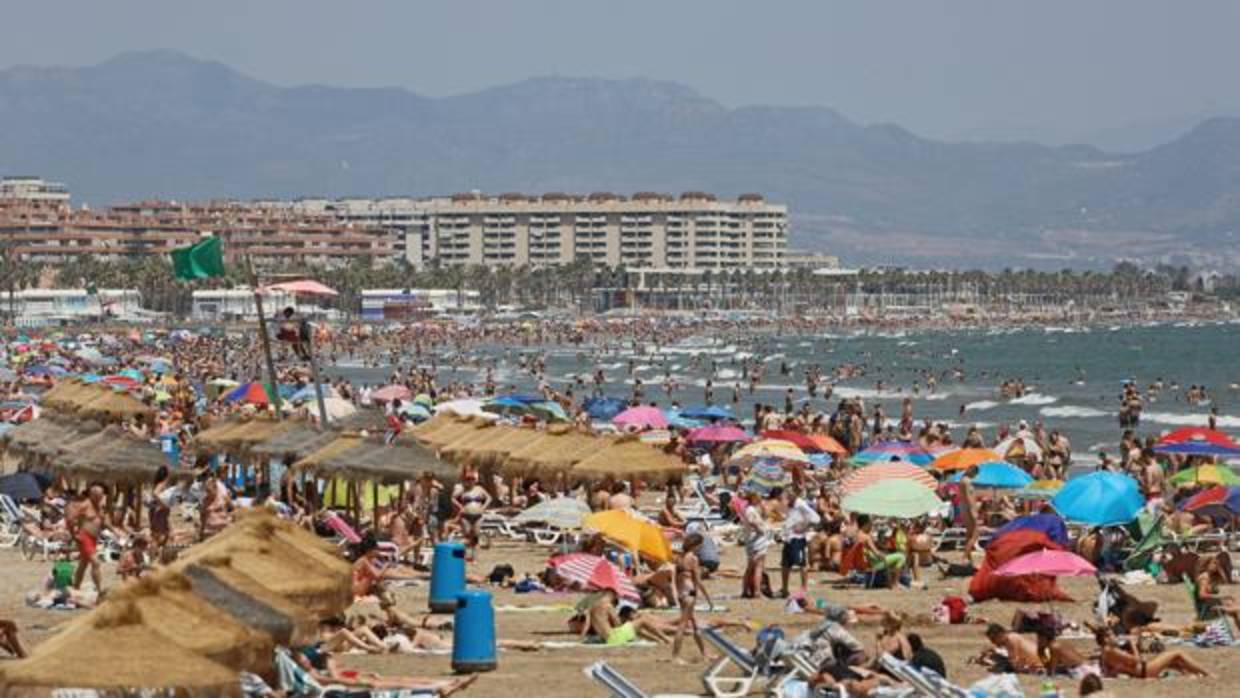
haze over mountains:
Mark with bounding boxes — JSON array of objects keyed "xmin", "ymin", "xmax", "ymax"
[{"xmin": 1, "ymin": 50, "xmax": 1237, "ymax": 268}]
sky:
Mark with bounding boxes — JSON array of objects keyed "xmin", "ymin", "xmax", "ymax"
[{"xmin": 2, "ymin": 0, "xmax": 1238, "ymax": 149}]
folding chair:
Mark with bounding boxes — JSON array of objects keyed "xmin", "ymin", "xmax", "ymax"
[
  {"xmin": 0, "ymin": 494, "xmax": 24, "ymax": 547},
  {"xmin": 700, "ymin": 626, "xmax": 786, "ymax": 698},
  {"xmin": 274, "ymin": 647, "xmax": 437, "ymax": 698},
  {"xmin": 583, "ymin": 661, "xmax": 699, "ymax": 698},
  {"xmin": 878, "ymin": 653, "xmax": 969, "ymax": 698}
]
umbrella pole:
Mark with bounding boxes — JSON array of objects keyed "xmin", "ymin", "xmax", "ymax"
[
  {"xmin": 305, "ymin": 329, "xmax": 329, "ymax": 428},
  {"xmin": 246, "ymin": 254, "xmax": 283, "ymax": 420}
]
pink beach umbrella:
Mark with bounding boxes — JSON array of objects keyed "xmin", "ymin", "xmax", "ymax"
[
  {"xmin": 370, "ymin": 384, "xmax": 411, "ymax": 403},
  {"xmin": 613, "ymin": 406, "xmax": 668, "ymax": 430},
  {"xmin": 994, "ymin": 549, "xmax": 1097, "ymax": 578},
  {"xmin": 686, "ymin": 425, "xmax": 751, "ymax": 444},
  {"xmin": 260, "ymin": 279, "xmax": 339, "ymax": 297}
]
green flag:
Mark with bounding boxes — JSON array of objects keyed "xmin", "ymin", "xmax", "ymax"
[{"xmin": 170, "ymin": 236, "xmax": 226, "ymax": 281}]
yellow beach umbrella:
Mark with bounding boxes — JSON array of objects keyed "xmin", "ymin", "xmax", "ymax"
[
  {"xmin": 583, "ymin": 509, "xmax": 673, "ymax": 563},
  {"xmin": 729, "ymin": 439, "xmax": 810, "ymax": 465}
]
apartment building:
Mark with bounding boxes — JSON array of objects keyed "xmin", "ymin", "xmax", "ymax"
[
  {"xmin": 427, "ymin": 191, "xmax": 786, "ymax": 271},
  {"xmin": 0, "ymin": 176, "xmax": 71, "ymax": 203},
  {"xmin": 0, "ymin": 197, "xmax": 395, "ymax": 268}
]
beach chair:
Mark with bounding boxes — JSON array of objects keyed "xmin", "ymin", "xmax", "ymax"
[
  {"xmin": 0, "ymin": 494, "xmax": 24, "ymax": 547},
  {"xmin": 479, "ymin": 512, "xmax": 524, "ymax": 540},
  {"xmin": 700, "ymin": 626, "xmax": 797, "ymax": 698},
  {"xmin": 878, "ymin": 653, "xmax": 969, "ymax": 698},
  {"xmin": 583, "ymin": 661, "xmax": 699, "ymax": 698},
  {"xmin": 322, "ymin": 511, "xmax": 400, "ymax": 560},
  {"xmin": 273, "ymin": 647, "xmax": 436, "ymax": 698}
]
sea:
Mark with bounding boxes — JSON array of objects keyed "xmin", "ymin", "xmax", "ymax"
[{"xmin": 326, "ymin": 319, "xmax": 1240, "ymax": 471}]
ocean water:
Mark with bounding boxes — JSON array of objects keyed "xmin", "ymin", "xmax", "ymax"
[{"xmin": 330, "ymin": 320, "xmax": 1240, "ymax": 464}]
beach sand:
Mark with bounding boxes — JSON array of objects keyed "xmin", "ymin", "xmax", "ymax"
[{"xmin": 3, "ymin": 533, "xmax": 1237, "ymax": 698}]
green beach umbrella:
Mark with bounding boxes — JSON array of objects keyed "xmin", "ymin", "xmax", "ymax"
[
  {"xmin": 1168, "ymin": 465, "xmax": 1240, "ymax": 487},
  {"xmin": 841, "ymin": 479, "xmax": 944, "ymax": 519}
]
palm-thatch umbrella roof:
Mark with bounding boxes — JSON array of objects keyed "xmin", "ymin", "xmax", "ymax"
[
  {"xmin": 408, "ymin": 412, "xmax": 455, "ymax": 440},
  {"xmin": 171, "ymin": 510, "xmax": 352, "ymax": 619},
  {"xmin": 437, "ymin": 420, "xmax": 504, "ymax": 464},
  {"xmin": 0, "ymin": 591, "xmax": 241, "ymax": 695},
  {"xmin": 416, "ymin": 415, "xmax": 488, "ymax": 451},
  {"xmin": 316, "ymin": 438, "xmax": 456, "ymax": 485},
  {"xmin": 502, "ymin": 424, "xmax": 601, "ymax": 479},
  {"xmin": 250, "ymin": 424, "xmax": 339, "ymax": 461},
  {"xmin": 292, "ymin": 433, "xmax": 365, "ymax": 472},
  {"xmin": 570, "ymin": 434, "xmax": 687, "ymax": 485},
  {"xmin": 76, "ymin": 387, "xmax": 154, "ymax": 421},
  {"xmin": 467, "ymin": 425, "xmax": 545, "ymax": 471},
  {"xmin": 0, "ymin": 416, "xmax": 90, "ymax": 463},
  {"xmin": 37, "ymin": 379, "xmax": 97, "ymax": 411},
  {"xmin": 44, "ymin": 424, "xmax": 171, "ymax": 484},
  {"xmin": 193, "ymin": 417, "xmax": 291, "ymax": 456},
  {"xmin": 179, "ymin": 559, "xmax": 319, "ymax": 647}
]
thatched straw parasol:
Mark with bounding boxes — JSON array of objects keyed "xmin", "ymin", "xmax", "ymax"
[
  {"xmin": 0, "ymin": 594, "xmax": 241, "ymax": 695},
  {"xmin": 172, "ymin": 510, "xmax": 352, "ymax": 618},
  {"xmin": 250, "ymin": 423, "xmax": 339, "ymax": 461},
  {"xmin": 408, "ymin": 412, "xmax": 455, "ymax": 440},
  {"xmin": 47, "ymin": 424, "xmax": 170, "ymax": 484},
  {"xmin": 502, "ymin": 424, "xmax": 601, "ymax": 479},
  {"xmin": 292, "ymin": 433, "xmax": 365, "ymax": 472},
  {"xmin": 467, "ymin": 425, "xmax": 544, "ymax": 471},
  {"xmin": 179, "ymin": 560, "xmax": 319, "ymax": 647},
  {"xmin": 416, "ymin": 414, "xmax": 487, "ymax": 451},
  {"xmin": 75, "ymin": 387, "xmax": 154, "ymax": 421},
  {"xmin": 316, "ymin": 439, "xmax": 456, "ymax": 485},
  {"xmin": 437, "ymin": 420, "xmax": 504, "ymax": 464},
  {"xmin": 0, "ymin": 416, "xmax": 88, "ymax": 462},
  {"xmin": 37, "ymin": 379, "xmax": 96, "ymax": 411},
  {"xmin": 570, "ymin": 434, "xmax": 687, "ymax": 485}
]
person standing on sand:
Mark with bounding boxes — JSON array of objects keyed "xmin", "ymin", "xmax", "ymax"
[
  {"xmin": 66, "ymin": 484, "xmax": 111, "ymax": 593},
  {"xmin": 960, "ymin": 465, "xmax": 980, "ymax": 565},
  {"xmin": 671, "ymin": 533, "xmax": 713, "ymax": 664}
]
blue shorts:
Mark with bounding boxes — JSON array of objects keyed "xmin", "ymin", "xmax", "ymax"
[{"xmin": 781, "ymin": 538, "xmax": 808, "ymax": 568}]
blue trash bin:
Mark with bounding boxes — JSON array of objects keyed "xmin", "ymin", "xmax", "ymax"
[
  {"xmin": 428, "ymin": 542, "xmax": 467, "ymax": 612},
  {"xmin": 452, "ymin": 590, "xmax": 497, "ymax": 673}
]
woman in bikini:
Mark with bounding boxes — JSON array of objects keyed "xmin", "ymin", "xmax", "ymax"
[
  {"xmin": 671, "ymin": 533, "xmax": 713, "ymax": 664},
  {"xmin": 453, "ymin": 473, "xmax": 491, "ymax": 562},
  {"xmin": 1093, "ymin": 626, "xmax": 1211, "ymax": 679}
]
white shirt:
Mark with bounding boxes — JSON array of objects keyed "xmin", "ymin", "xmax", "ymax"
[{"xmin": 782, "ymin": 497, "xmax": 820, "ymax": 540}]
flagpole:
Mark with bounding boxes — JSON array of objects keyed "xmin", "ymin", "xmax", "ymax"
[
  {"xmin": 305, "ymin": 327, "xmax": 330, "ymax": 428},
  {"xmin": 246, "ymin": 254, "xmax": 284, "ymax": 420}
]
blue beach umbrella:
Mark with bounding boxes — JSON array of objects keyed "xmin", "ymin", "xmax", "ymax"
[
  {"xmin": 664, "ymin": 410, "xmax": 704, "ymax": 430},
  {"xmin": 528, "ymin": 400, "xmax": 569, "ymax": 423},
  {"xmin": 1052, "ymin": 472, "xmax": 1144, "ymax": 526},
  {"xmin": 990, "ymin": 513, "xmax": 1070, "ymax": 548},
  {"xmin": 951, "ymin": 461, "xmax": 1034, "ymax": 489},
  {"xmin": 584, "ymin": 396, "xmax": 627, "ymax": 421},
  {"xmin": 679, "ymin": 405, "xmax": 735, "ymax": 422},
  {"xmin": 482, "ymin": 396, "xmax": 531, "ymax": 416}
]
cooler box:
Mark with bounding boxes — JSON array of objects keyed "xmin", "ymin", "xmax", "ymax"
[
  {"xmin": 428, "ymin": 542, "xmax": 466, "ymax": 612},
  {"xmin": 451, "ymin": 590, "xmax": 497, "ymax": 673}
]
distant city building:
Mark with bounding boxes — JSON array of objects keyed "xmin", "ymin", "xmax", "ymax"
[
  {"xmin": 423, "ymin": 191, "xmax": 786, "ymax": 271},
  {"xmin": 191, "ymin": 288, "xmax": 296, "ymax": 321},
  {"xmin": 360, "ymin": 288, "xmax": 480, "ymax": 321},
  {"xmin": 0, "ymin": 176, "xmax": 71, "ymax": 203},
  {"xmin": 1, "ymin": 288, "xmax": 145, "ymax": 326},
  {"xmin": 783, "ymin": 250, "xmax": 840, "ymax": 271}
]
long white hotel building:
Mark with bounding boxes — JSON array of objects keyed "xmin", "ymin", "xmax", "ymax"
[{"xmin": 287, "ymin": 191, "xmax": 788, "ymax": 271}]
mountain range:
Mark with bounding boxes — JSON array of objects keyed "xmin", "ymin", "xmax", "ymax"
[{"xmin": 1, "ymin": 50, "xmax": 1238, "ymax": 268}]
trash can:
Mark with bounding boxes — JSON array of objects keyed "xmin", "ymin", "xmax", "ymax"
[
  {"xmin": 428, "ymin": 542, "xmax": 467, "ymax": 612},
  {"xmin": 452, "ymin": 590, "xmax": 497, "ymax": 673}
]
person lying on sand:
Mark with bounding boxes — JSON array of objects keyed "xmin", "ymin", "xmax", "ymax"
[
  {"xmin": 1093, "ymin": 625, "xmax": 1212, "ymax": 679},
  {"xmin": 972, "ymin": 623, "xmax": 1042, "ymax": 674},
  {"xmin": 295, "ymin": 620, "xmax": 479, "ymax": 695}
]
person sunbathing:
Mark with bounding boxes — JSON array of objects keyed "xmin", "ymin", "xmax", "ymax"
[
  {"xmin": 293, "ymin": 633, "xmax": 478, "ymax": 695},
  {"xmin": 1035, "ymin": 626, "xmax": 1094, "ymax": 678},
  {"xmin": 974, "ymin": 624, "xmax": 1042, "ymax": 673},
  {"xmin": 1093, "ymin": 626, "xmax": 1212, "ymax": 679}
]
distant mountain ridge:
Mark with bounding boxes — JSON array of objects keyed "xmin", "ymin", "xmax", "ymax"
[{"xmin": 1, "ymin": 50, "xmax": 1238, "ymax": 267}]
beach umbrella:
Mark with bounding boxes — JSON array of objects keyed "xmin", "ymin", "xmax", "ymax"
[
  {"xmin": 760, "ymin": 429, "xmax": 847, "ymax": 455},
  {"xmin": 528, "ymin": 400, "xmax": 570, "ymax": 423},
  {"xmin": 839, "ymin": 461, "xmax": 938, "ymax": 496},
  {"xmin": 1052, "ymin": 472, "xmax": 1144, "ymax": 526},
  {"xmin": 222, "ymin": 382, "xmax": 273, "ymax": 406},
  {"xmin": 584, "ymin": 396, "xmax": 627, "ymax": 421},
  {"xmin": 742, "ymin": 458, "xmax": 792, "ymax": 496},
  {"xmin": 990, "ymin": 513, "xmax": 1070, "ymax": 549},
  {"xmin": 118, "ymin": 368, "xmax": 144, "ymax": 381},
  {"xmin": 74, "ymin": 347, "xmax": 107, "ymax": 365},
  {"xmin": 957, "ymin": 461, "xmax": 1034, "ymax": 489},
  {"xmin": 514, "ymin": 497, "xmax": 592, "ymax": 530},
  {"xmin": 678, "ymin": 405, "xmax": 736, "ymax": 422},
  {"xmin": 686, "ymin": 425, "xmax": 751, "ymax": 444},
  {"xmin": 1168, "ymin": 464, "xmax": 1240, "ymax": 487},
  {"xmin": 1179, "ymin": 486, "xmax": 1240, "ymax": 519},
  {"xmin": 482, "ymin": 395, "xmax": 531, "ymax": 416},
  {"xmin": 0, "ymin": 367, "xmax": 15, "ymax": 381},
  {"xmin": 549, "ymin": 553, "xmax": 640, "ymax": 601},
  {"xmin": 995, "ymin": 434, "xmax": 1043, "ymax": 461},
  {"xmin": 665, "ymin": 409, "xmax": 704, "ymax": 430},
  {"xmin": 994, "ymin": 549, "xmax": 1096, "ymax": 578},
  {"xmin": 320, "ymin": 397, "xmax": 358, "ymax": 421},
  {"xmin": 841, "ymin": 479, "xmax": 945, "ymax": 519},
  {"xmin": 412, "ymin": 393, "xmax": 434, "ymax": 408},
  {"xmin": 370, "ymin": 384, "xmax": 411, "ymax": 403},
  {"xmin": 931, "ymin": 448, "xmax": 1003, "ymax": 471},
  {"xmin": 434, "ymin": 398, "xmax": 488, "ymax": 418},
  {"xmin": 260, "ymin": 279, "xmax": 339, "ymax": 296},
  {"xmin": 0, "ymin": 472, "xmax": 43, "ymax": 502},
  {"xmin": 288, "ymin": 384, "xmax": 337, "ymax": 404},
  {"xmin": 583, "ymin": 509, "xmax": 672, "ymax": 563},
  {"xmin": 732, "ymin": 439, "xmax": 808, "ymax": 463},
  {"xmin": 613, "ymin": 405, "xmax": 668, "ymax": 430},
  {"xmin": 1154, "ymin": 427, "xmax": 1240, "ymax": 457},
  {"xmin": 852, "ymin": 441, "xmax": 936, "ymax": 466}
]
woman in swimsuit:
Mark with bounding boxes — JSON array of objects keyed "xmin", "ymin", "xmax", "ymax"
[
  {"xmin": 453, "ymin": 473, "xmax": 491, "ymax": 562},
  {"xmin": 671, "ymin": 533, "xmax": 713, "ymax": 664},
  {"xmin": 1093, "ymin": 626, "xmax": 1211, "ymax": 679}
]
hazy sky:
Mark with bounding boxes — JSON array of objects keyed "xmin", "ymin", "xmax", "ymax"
[{"xmin": 3, "ymin": 0, "xmax": 1238, "ymax": 148}]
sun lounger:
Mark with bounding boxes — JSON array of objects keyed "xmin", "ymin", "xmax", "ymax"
[
  {"xmin": 479, "ymin": 512, "xmax": 524, "ymax": 540},
  {"xmin": 699, "ymin": 626, "xmax": 801, "ymax": 698},
  {"xmin": 274, "ymin": 647, "xmax": 437, "ymax": 698},
  {"xmin": 583, "ymin": 660, "xmax": 699, "ymax": 698},
  {"xmin": 323, "ymin": 511, "xmax": 400, "ymax": 560},
  {"xmin": 878, "ymin": 653, "xmax": 969, "ymax": 698},
  {"xmin": 0, "ymin": 494, "xmax": 25, "ymax": 547}
]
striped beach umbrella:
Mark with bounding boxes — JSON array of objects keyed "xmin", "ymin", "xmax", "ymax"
[
  {"xmin": 851, "ymin": 440, "xmax": 936, "ymax": 467},
  {"xmin": 840, "ymin": 461, "xmax": 938, "ymax": 496},
  {"xmin": 549, "ymin": 553, "xmax": 640, "ymax": 600}
]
